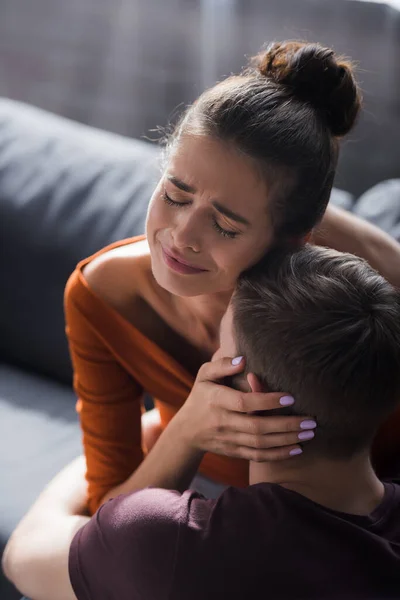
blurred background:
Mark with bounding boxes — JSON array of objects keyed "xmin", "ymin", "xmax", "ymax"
[{"xmin": 1, "ymin": 0, "xmax": 400, "ymax": 195}]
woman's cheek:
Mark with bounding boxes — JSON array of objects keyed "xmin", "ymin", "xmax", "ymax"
[
  {"xmin": 146, "ymin": 194, "xmax": 166, "ymax": 235},
  {"xmin": 215, "ymin": 246, "xmax": 248, "ymax": 284},
  {"xmin": 222, "ymin": 241, "xmax": 265, "ymax": 281}
]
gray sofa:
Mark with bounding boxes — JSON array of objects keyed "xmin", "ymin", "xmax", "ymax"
[
  {"xmin": 0, "ymin": 99, "xmax": 160, "ymax": 600},
  {"xmin": 0, "ymin": 99, "xmax": 400, "ymax": 600}
]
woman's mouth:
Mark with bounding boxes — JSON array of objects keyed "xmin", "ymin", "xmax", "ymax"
[{"xmin": 161, "ymin": 246, "xmax": 208, "ymax": 275}]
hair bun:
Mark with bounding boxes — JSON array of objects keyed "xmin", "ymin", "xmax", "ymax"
[{"xmin": 256, "ymin": 41, "xmax": 362, "ymax": 137}]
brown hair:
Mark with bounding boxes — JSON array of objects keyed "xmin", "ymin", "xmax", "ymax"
[
  {"xmin": 169, "ymin": 41, "xmax": 362, "ymax": 242},
  {"xmin": 232, "ymin": 245, "xmax": 400, "ymax": 459}
]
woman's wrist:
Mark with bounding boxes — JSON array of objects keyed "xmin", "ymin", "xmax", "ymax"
[
  {"xmin": 100, "ymin": 411, "xmax": 204, "ymax": 506},
  {"xmin": 165, "ymin": 410, "xmax": 206, "ymax": 468},
  {"xmin": 133, "ymin": 412, "xmax": 205, "ymax": 492},
  {"xmin": 172, "ymin": 404, "xmax": 201, "ymax": 451}
]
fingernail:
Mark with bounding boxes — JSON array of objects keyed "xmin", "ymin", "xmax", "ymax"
[
  {"xmin": 231, "ymin": 356, "xmax": 243, "ymax": 365},
  {"xmin": 290, "ymin": 448, "xmax": 303, "ymax": 456},
  {"xmin": 298, "ymin": 430, "xmax": 315, "ymax": 441},
  {"xmin": 300, "ymin": 420, "xmax": 317, "ymax": 429},
  {"xmin": 279, "ymin": 395, "xmax": 295, "ymax": 406}
]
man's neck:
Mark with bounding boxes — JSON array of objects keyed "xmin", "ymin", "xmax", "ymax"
[{"xmin": 249, "ymin": 451, "xmax": 385, "ymax": 515}]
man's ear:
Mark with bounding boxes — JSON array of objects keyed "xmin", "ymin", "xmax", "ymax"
[{"xmin": 247, "ymin": 373, "xmax": 264, "ymax": 393}]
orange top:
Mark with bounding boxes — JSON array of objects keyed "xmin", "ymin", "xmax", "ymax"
[
  {"xmin": 65, "ymin": 236, "xmax": 400, "ymax": 515},
  {"xmin": 65, "ymin": 236, "xmax": 248, "ymax": 514}
]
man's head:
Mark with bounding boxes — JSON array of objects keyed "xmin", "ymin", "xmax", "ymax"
[{"xmin": 222, "ymin": 245, "xmax": 400, "ymax": 459}]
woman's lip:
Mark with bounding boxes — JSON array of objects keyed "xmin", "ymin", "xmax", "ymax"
[{"xmin": 161, "ymin": 247, "xmax": 208, "ymax": 275}]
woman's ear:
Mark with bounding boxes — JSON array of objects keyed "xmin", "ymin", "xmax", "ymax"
[{"xmin": 247, "ymin": 373, "xmax": 264, "ymax": 393}]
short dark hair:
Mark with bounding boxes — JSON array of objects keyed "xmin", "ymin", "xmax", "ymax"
[
  {"xmin": 232, "ymin": 245, "xmax": 400, "ymax": 459},
  {"xmin": 169, "ymin": 41, "xmax": 362, "ymax": 242}
]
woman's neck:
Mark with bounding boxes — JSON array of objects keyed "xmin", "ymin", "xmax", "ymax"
[{"xmin": 173, "ymin": 289, "xmax": 233, "ymax": 352}]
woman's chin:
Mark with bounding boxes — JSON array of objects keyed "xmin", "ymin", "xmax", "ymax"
[{"xmin": 151, "ymin": 260, "xmax": 213, "ymax": 297}]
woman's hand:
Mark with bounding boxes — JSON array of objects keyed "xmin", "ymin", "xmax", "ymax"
[{"xmin": 176, "ymin": 356, "xmax": 316, "ymax": 462}]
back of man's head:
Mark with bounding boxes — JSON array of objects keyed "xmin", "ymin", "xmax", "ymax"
[{"xmin": 232, "ymin": 245, "xmax": 400, "ymax": 459}]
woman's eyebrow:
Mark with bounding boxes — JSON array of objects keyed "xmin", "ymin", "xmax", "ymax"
[
  {"xmin": 167, "ymin": 174, "xmax": 250, "ymax": 226},
  {"xmin": 211, "ymin": 201, "xmax": 250, "ymax": 227},
  {"xmin": 167, "ymin": 175, "xmax": 196, "ymax": 194}
]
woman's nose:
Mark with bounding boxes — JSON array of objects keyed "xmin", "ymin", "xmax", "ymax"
[{"xmin": 172, "ymin": 211, "xmax": 201, "ymax": 253}]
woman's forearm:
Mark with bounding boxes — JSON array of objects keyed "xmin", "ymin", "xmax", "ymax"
[
  {"xmin": 3, "ymin": 457, "xmax": 90, "ymax": 599},
  {"xmin": 100, "ymin": 413, "xmax": 204, "ymax": 505},
  {"xmin": 315, "ymin": 204, "xmax": 400, "ymax": 288}
]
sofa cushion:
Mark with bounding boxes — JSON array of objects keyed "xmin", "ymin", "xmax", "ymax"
[
  {"xmin": 353, "ymin": 179, "xmax": 400, "ymax": 243},
  {"xmin": 329, "ymin": 187, "xmax": 354, "ymax": 212},
  {"xmin": 0, "ymin": 363, "xmax": 81, "ymax": 600},
  {"xmin": 0, "ymin": 99, "xmax": 160, "ymax": 383}
]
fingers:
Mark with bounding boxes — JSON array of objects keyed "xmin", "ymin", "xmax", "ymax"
[
  {"xmin": 215, "ymin": 386, "xmax": 294, "ymax": 413},
  {"xmin": 221, "ymin": 443, "xmax": 304, "ymax": 462},
  {"xmin": 199, "ymin": 361, "xmax": 293, "ymax": 413},
  {"xmin": 222, "ymin": 412, "xmax": 313, "ymax": 436},
  {"xmin": 220, "ymin": 430, "xmax": 314, "ymax": 451},
  {"xmin": 198, "ymin": 356, "xmax": 245, "ymax": 383}
]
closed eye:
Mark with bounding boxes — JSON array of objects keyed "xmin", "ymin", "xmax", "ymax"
[
  {"xmin": 212, "ymin": 220, "xmax": 238, "ymax": 239},
  {"xmin": 162, "ymin": 191, "xmax": 239, "ymax": 239},
  {"xmin": 162, "ymin": 191, "xmax": 189, "ymax": 208}
]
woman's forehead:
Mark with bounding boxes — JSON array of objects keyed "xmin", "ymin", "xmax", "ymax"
[{"xmin": 167, "ymin": 135, "xmax": 268, "ymax": 213}]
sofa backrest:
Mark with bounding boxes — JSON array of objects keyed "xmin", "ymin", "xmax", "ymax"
[{"xmin": 0, "ymin": 99, "xmax": 160, "ymax": 383}]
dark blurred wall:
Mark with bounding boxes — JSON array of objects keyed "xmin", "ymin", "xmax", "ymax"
[
  {"xmin": 0, "ymin": 0, "xmax": 399, "ymax": 195},
  {"xmin": 0, "ymin": 0, "xmax": 203, "ymax": 137}
]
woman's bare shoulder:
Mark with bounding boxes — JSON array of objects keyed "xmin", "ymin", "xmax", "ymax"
[{"xmin": 82, "ymin": 239, "xmax": 152, "ymax": 312}]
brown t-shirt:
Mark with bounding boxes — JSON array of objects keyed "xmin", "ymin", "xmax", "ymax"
[{"xmin": 69, "ymin": 481, "xmax": 400, "ymax": 600}]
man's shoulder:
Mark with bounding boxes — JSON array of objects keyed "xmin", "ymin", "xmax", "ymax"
[
  {"xmin": 69, "ymin": 488, "xmax": 206, "ymax": 600},
  {"xmin": 69, "ymin": 485, "xmax": 278, "ymax": 600},
  {"xmin": 75, "ymin": 484, "xmax": 278, "ymax": 565},
  {"xmin": 97, "ymin": 487, "xmax": 217, "ymax": 543},
  {"xmin": 105, "ymin": 488, "xmax": 197, "ymax": 526}
]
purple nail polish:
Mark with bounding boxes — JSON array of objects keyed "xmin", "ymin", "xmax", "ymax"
[
  {"xmin": 300, "ymin": 420, "xmax": 317, "ymax": 430},
  {"xmin": 280, "ymin": 395, "xmax": 295, "ymax": 406},
  {"xmin": 290, "ymin": 448, "xmax": 303, "ymax": 456},
  {"xmin": 298, "ymin": 430, "xmax": 315, "ymax": 441},
  {"xmin": 231, "ymin": 356, "xmax": 244, "ymax": 366}
]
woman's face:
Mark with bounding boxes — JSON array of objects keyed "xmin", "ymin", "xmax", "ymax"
[{"xmin": 146, "ymin": 134, "xmax": 273, "ymax": 297}]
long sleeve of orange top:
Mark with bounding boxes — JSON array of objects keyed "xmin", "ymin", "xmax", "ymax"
[{"xmin": 64, "ymin": 267, "xmax": 145, "ymax": 515}]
